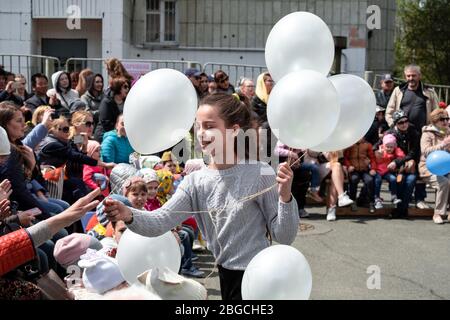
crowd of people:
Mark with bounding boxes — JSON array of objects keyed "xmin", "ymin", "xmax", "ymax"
[{"xmin": 0, "ymin": 58, "xmax": 449, "ymax": 300}]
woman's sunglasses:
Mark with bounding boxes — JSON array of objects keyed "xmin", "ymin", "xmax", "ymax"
[
  {"xmin": 439, "ymin": 117, "xmax": 449, "ymax": 122},
  {"xmin": 83, "ymin": 121, "xmax": 94, "ymax": 127},
  {"xmin": 58, "ymin": 127, "xmax": 70, "ymax": 133}
]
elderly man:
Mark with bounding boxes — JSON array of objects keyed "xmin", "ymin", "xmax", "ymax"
[
  {"xmin": 386, "ymin": 64, "xmax": 439, "ymax": 131},
  {"xmin": 239, "ymin": 78, "xmax": 256, "ymax": 99},
  {"xmin": 375, "ymin": 74, "xmax": 395, "ymax": 109}
]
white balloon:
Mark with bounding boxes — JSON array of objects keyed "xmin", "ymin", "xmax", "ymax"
[
  {"xmin": 267, "ymin": 70, "xmax": 340, "ymax": 149},
  {"xmin": 124, "ymin": 69, "xmax": 198, "ymax": 155},
  {"xmin": 117, "ymin": 230, "xmax": 181, "ymax": 284},
  {"xmin": 265, "ymin": 11, "xmax": 335, "ymax": 81},
  {"xmin": 311, "ymin": 74, "xmax": 377, "ymax": 152},
  {"xmin": 242, "ymin": 245, "xmax": 312, "ymax": 300}
]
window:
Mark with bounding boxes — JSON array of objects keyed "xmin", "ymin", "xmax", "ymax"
[{"xmin": 146, "ymin": 0, "xmax": 177, "ymax": 43}]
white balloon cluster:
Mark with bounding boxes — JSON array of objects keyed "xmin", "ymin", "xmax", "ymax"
[
  {"xmin": 265, "ymin": 11, "xmax": 377, "ymax": 152},
  {"xmin": 243, "ymin": 11, "xmax": 377, "ymax": 301}
]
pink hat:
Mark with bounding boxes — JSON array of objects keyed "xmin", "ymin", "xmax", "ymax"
[
  {"xmin": 383, "ymin": 134, "xmax": 397, "ymax": 146},
  {"xmin": 87, "ymin": 140, "xmax": 101, "ymax": 158},
  {"xmin": 54, "ymin": 233, "xmax": 103, "ymax": 268}
]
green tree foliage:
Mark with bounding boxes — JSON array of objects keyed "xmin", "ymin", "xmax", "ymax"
[{"xmin": 395, "ymin": 0, "xmax": 450, "ymax": 85}]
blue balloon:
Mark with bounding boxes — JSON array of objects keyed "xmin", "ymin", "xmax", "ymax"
[{"xmin": 426, "ymin": 150, "xmax": 450, "ymax": 176}]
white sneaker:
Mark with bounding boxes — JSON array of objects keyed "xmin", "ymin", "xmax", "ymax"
[
  {"xmin": 416, "ymin": 201, "xmax": 431, "ymax": 210},
  {"xmin": 392, "ymin": 196, "xmax": 402, "ymax": 205},
  {"xmin": 433, "ymin": 214, "xmax": 444, "ymax": 225},
  {"xmin": 326, "ymin": 207, "xmax": 336, "ymax": 221},
  {"xmin": 338, "ymin": 192, "xmax": 354, "ymax": 207},
  {"xmin": 374, "ymin": 198, "xmax": 383, "ymax": 210}
]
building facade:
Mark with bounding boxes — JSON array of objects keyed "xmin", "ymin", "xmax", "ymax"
[{"xmin": 0, "ymin": 0, "xmax": 396, "ymax": 81}]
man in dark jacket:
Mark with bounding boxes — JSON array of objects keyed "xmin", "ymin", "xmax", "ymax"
[
  {"xmin": 375, "ymin": 110, "xmax": 420, "ymax": 218},
  {"xmin": 24, "ymin": 73, "xmax": 62, "ymax": 114}
]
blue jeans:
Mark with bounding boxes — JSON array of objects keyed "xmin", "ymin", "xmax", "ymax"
[
  {"xmin": 374, "ymin": 173, "xmax": 399, "ymax": 198},
  {"xmin": 300, "ymin": 162, "xmax": 321, "ymax": 189},
  {"xmin": 178, "ymin": 229, "xmax": 194, "ymax": 271},
  {"xmin": 34, "ymin": 196, "xmax": 70, "ymax": 215},
  {"xmin": 398, "ymin": 173, "xmax": 417, "ymax": 212}
]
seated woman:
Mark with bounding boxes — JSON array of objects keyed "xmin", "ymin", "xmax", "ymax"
[
  {"xmin": 418, "ymin": 109, "xmax": 450, "ymax": 224},
  {"xmin": 36, "ymin": 117, "xmax": 115, "ymax": 205},
  {"xmin": 101, "ymin": 114, "xmax": 134, "ymax": 164},
  {"xmin": 304, "ymin": 150, "xmax": 354, "ymax": 221}
]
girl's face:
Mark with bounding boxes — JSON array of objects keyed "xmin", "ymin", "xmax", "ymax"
[
  {"xmin": 384, "ymin": 143, "xmax": 395, "ymax": 154},
  {"xmin": 75, "ymin": 116, "xmax": 94, "ymax": 136},
  {"xmin": 120, "ymin": 83, "xmax": 130, "ymax": 99},
  {"xmin": 195, "ymin": 104, "xmax": 238, "ymax": 164},
  {"xmin": 164, "ymin": 161, "xmax": 177, "ymax": 174},
  {"xmin": 146, "ymin": 181, "xmax": 159, "ymax": 200},
  {"xmin": 7, "ymin": 110, "xmax": 26, "ymax": 141},
  {"xmin": 54, "ymin": 121, "xmax": 71, "ymax": 142},
  {"xmin": 128, "ymin": 190, "xmax": 148, "ymax": 209},
  {"xmin": 264, "ymin": 75, "xmax": 274, "ymax": 94},
  {"xmin": 94, "ymin": 76, "xmax": 104, "ymax": 93},
  {"xmin": 59, "ymin": 73, "xmax": 70, "ymax": 90},
  {"xmin": 208, "ymin": 81, "xmax": 217, "ymax": 94},
  {"xmin": 116, "ymin": 116, "xmax": 126, "ymax": 137},
  {"xmin": 91, "ymin": 147, "xmax": 100, "ymax": 161}
]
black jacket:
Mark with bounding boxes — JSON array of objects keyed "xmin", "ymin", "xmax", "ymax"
[
  {"xmin": 251, "ymin": 95, "xmax": 268, "ymax": 124},
  {"xmin": 36, "ymin": 135, "xmax": 97, "ymax": 168},
  {"xmin": 24, "ymin": 94, "xmax": 66, "ymax": 116},
  {"xmin": 94, "ymin": 92, "xmax": 121, "ymax": 143},
  {"xmin": 0, "ymin": 149, "xmax": 50, "ymax": 219},
  {"xmin": 0, "ymin": 90, "xmax": 23, "ymax": 106},
  {"xmin": 365, "ymin": 119, "xmax": 389, "ymax": 147}
]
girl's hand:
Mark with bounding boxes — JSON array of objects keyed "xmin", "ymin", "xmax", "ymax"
[
  {"xmin": 277, "ymin": 162, "xmax": 294, "ymax": 203},
  {"xmin": 104, "ymin": 198, "xmax": 133, "ymax": 224},
  {"xmin": 369, "ymin": 169, "xmax": 377, "ymax": 176}
]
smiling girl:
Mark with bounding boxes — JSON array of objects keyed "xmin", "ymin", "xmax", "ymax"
[{"xmin": 104, "ymin": 93, "xmax": 299, "ymax": 300}]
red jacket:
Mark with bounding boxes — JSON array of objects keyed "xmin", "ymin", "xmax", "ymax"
[
  {"xmin": 83, "ymin": 165, "xmax": 110, "ymax": 197},
  {"xmin": 375, "ymin": 147, "xmax": 406, "ymax": 176},
  {"xmin": 0, "ymin": 229, "xmax": 36, "ymax": 277}
]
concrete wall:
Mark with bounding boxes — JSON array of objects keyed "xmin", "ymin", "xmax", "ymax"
[
  {"xmin": 0, "ymin": 0, "xmax": 33, "ymax": 54},
  {"xmin": 34, "ymin": 19, "xmax": 102, "ymax": 58}
]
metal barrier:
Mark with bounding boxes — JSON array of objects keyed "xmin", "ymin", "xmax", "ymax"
[
  {"xmin": 0, "ymin": 54, "xmax": 61, "ymax": 91},
  {"xmin": 65, "ymin": 57, "xmax": 202, "ymax": 79},
  {"xmin": 203, "ymin": 62, "xmax": 267, "ymax": 87},
  {"xmin": 373, "ymin": 74, "xmax": 449, "ymax": 104}
]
